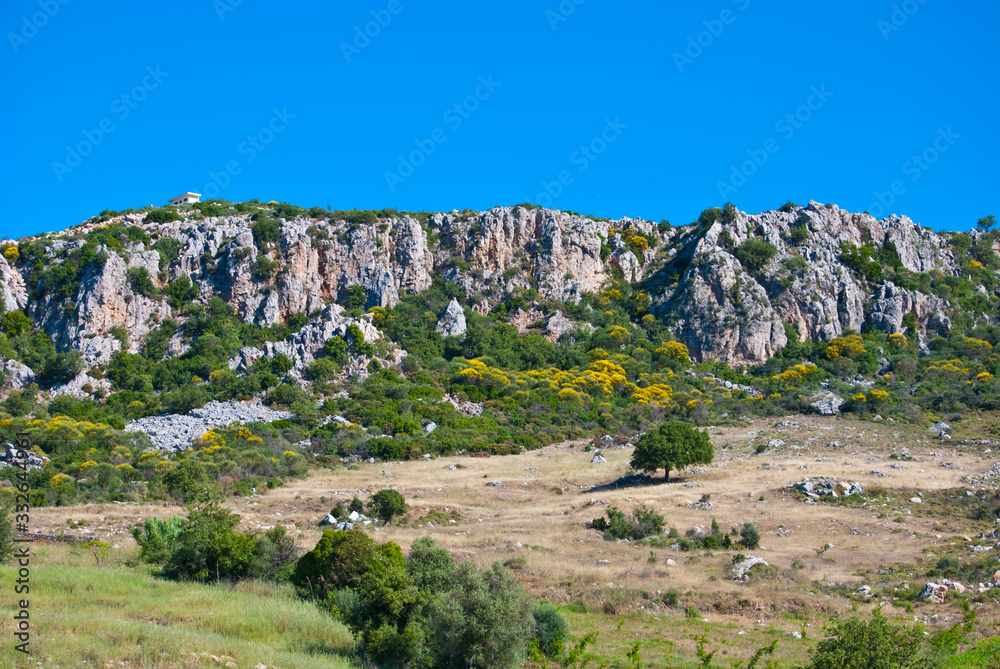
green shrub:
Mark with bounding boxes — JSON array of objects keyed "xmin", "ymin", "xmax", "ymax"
[
  {"xmin": 740, "ymin": 522, "xmax": 760, "ymax": 549},
  {"xmin": 292, "ymin": 529, "xmax": 377, "ymax": 597},
  {"xmin": 162, "ymin": 504, "xmax": 293, "ymax": 583},
  {"xmin": 735, "ymin": 238, "xmax": 778, "ymax": 273},
  {"xmin": 809, "ymin": 607, "xmax": 937, "ymax": 669},
  {"xmin": 407, "ymin": 536, "xmax": 455, "ymax": 595},
  {"xmin": 265, "ymin": 384, "xmax": 309, "ymax": 409},
  {"xmin": 161, "ymin": 459, "xmax": 208, "ymax": 502},
  {"xmin": 252, "ymin": 218, "xmax": 281, "ymax": 249},
  {"xmin": 130, "ymin": 516, "xmax": 184, "ymax": 564},
  {"xmin": 163, "ymin": 275, "xmax": 199, "ymax": 309},
  {"xmin": 591, "ymin": 504, "xmax": 663, "ymax": 541},
  {"xmin": 428, "ymin": 560, "xmax": 534, "ymax": 669},
  {"xmin": 532, "ymin": 603, "xmax": 567, "ymax": 657},
  {"xmin": 145, "ymin": 209, "xmax": 182, "ymax": 224},
  {"xmin": 366, "ymin": 488, "xmax": 409, "ymax": 525}
]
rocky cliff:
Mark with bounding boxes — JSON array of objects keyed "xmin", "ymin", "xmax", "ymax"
[{"xmin": 1, "ymin": 199, "xmax": 993, "ymax": 392}]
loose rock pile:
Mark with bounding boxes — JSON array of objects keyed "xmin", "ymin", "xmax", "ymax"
[
  {"xmin": 0, "ymin": 443, "xmax": 47, "ymax": 469},
  {"xmin": 125, "ymin": 400, "xmax": 294, "ymax": 451},
  {"xmin": 790, "ymin": 477, "xmax": 863, "ymax": 500}
]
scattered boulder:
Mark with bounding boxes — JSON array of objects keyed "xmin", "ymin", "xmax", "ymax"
[
  {"xmin": 3, "ymin": 360, "xmax": 35, "ymax": 390},
  {"xmin": 929, "ymin": 422, "xmax": 951, "ymax": 436},
  {"xmin": 810, "ymin": 392, "xmax": 845, "ymax": 416},
  {"xmin": 436, "ymin": 299, "xmax": 467, "ymax": 338},
  {"xmin": 591, "ymin": 454, "xmax": 607, "ymax": 464},
  {"xmin": 731, "ymin": 556, "xmax": 769, "ymax": 581}
]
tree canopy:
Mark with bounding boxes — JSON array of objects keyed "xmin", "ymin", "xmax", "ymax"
[{"xmin": 629, "ymin": 420, "xmax": 714, "ymax": 481}]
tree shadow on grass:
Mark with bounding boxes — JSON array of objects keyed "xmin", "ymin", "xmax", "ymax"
[{"xmin": 586, "ymin": 472, "xmax": 689, "ymax": 493}]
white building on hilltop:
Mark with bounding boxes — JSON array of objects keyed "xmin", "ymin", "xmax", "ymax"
[{"xmin": 167, "ymin": 192, "xmax": 201, "ymax": 205}]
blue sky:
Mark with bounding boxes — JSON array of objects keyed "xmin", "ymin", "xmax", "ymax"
[{"xmin": 2, "ymin": 0, "xmax": 997, "ymax": 238}]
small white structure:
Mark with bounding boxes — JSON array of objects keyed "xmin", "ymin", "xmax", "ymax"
[{"xmin": 167, "ymin": 192, "xmax": 201, "ymax": 205}]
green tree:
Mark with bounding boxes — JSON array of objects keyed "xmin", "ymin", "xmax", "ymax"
[
  {"xmin": 345, "ymin": 284, "xmax": 368, "ymax": 310},
  {"xmin": 407, "ymin": 536, "xmax": 455, "ymax": 596},
  {"xmin": 428, "ymin": 560, "xmax": 534, "ymax": 669},
  {"xmin": 630, "ymin": 420, "xmax": 714, "ymax": 481},
  {"xmin": 976, "ymin": 214, "xmax": 996, "ymax": 233},
  {"xmin": 350, "ymin": 542, "xmax": 415, "ymax": 639},
  {"xmin": 809, "ymin": 608, "xmax": 938, "ymax": 669},
  {"xmin": 292, "ymin": 529, "xmax": 377, "ymax": 597},
  {"xmin": 367, "ymin": 488, "xmax": 409, "ymax": 525},
  {"xmin": 532, "ymin": 603, "xmax": 567, "ymax": 657},
  {"xmin": 740, "ymin": 522, "xmax": 760, "ymax": 549},
  {"xmin": 164, "ymin": 504, "xmax": 258, "ymax": 582},
  {"xmin": 162, "ymin": 459, "xmax": 208, "ymax": 502}
]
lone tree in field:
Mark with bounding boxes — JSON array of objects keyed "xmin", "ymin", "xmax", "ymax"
[
  {"xmin": 366, "ymin": 488, "xmax": 409, "ymax": 525},
  {"xmin": 630, "ymin": 420, "xmax": 714, "ymax": 482}
]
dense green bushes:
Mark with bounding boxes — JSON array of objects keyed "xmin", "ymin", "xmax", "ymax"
[
  {"xmin": 590, "ymin": 505, "xmax": 664, "ymax": 541},
  {"xmin": 134, "ymin": 503, "xmax": 298, "ymax": 583},
  {"xmin": 293, "ymin": 532, "xmax": 534, "ymax": 668}
]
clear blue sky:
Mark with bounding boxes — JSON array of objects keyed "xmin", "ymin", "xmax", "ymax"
[{"xmin": 2, "ymin": 1, "xmax": 997, "ymax": 238}]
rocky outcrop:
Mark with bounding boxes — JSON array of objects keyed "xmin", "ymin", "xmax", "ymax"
[
  {"xmin": 867, "ymin": 283, "xmax": 951, "ymax": 336},
  {"xmin": 436, "ymin": 299, "xmax": 467, "ymax": 338},
  {"xmin": 263, "ymin": 304, "xmax": 384, "ymax": 372},
  {"xmin": 2, "ymin": 199, "xmax": 990, "ymax": 381},
  {"xmin": 809, "ymin": 392, "xmax": 845, "ymax": 415},
  {"xmin": 3, "ymin": 360, "xmax": 35, "ymax": 390},
  {"xmin": 0, "ymin": 255, "xmax": 27, "ymax": 312}
]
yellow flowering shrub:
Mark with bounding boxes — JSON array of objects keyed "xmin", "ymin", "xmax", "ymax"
[
  {"xmin": 868, "ymin": 389, "xmax": 890, "ymax": 402},
  {"xmin": 825, "ymin": 334, "xmax": 866, "ymax": 359},
  {"xmin": 655, "ymin": 341, "xmax": 690, "ymax": 362}
]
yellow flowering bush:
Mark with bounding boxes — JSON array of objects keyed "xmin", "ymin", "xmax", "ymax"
[
  {"xmin": 824, "ymin": 334, "xmax": 866, "ymax": 359},
  {"xmin": 655, "ymin": 341, "xmax": 690, "ymax": 362}
]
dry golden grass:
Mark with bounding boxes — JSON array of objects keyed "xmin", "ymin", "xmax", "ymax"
[{"xmin": 28, "ymin": 413, "xmax": 1000, "ymax": 665}]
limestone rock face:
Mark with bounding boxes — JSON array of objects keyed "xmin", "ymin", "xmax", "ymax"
[
  {"xmin": 0, "ymin": 255, "xmax": 27, "ymax": 312},
  {"xmin": 3, "ymin": 360, "xmax": 35, "ymax": 390},
  {"xmin": 263, "ymin": 304, "xmax": 382, "ymax": 371},
  {"xmin": 436, "ymin": 299, "xmax": 467, "ymax": 338},
  {"xmin": 1, "ymin": 199, "xmax": 987, "ymax": 399},
  {"xmin": 650, "ymin": 201, "xmax": 962, "ymax": 363},
  {"xmin": 867, "ymin": 283, "xmax": 951, "ymax": 336}
]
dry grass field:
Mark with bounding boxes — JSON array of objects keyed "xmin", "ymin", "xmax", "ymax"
[{"xmin": 24, "ymin": 414, "xmax": 1000, "ymax": 666}]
